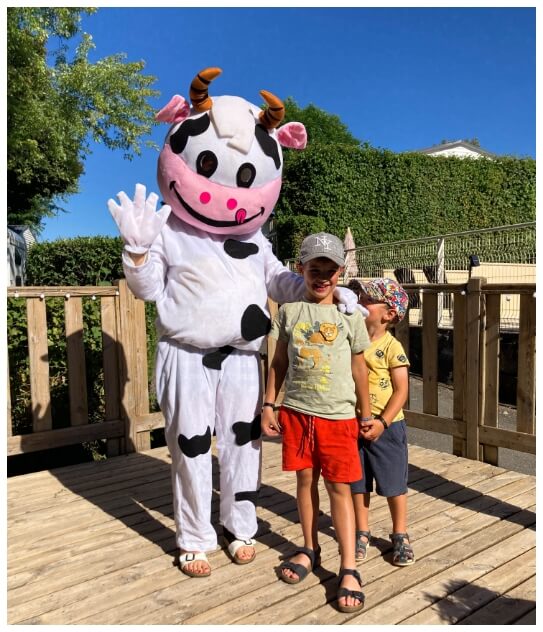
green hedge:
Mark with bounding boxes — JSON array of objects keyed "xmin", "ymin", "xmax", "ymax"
[{"xmin": 277, "ymin": 146, "xmax": 535, "ymax": 259}]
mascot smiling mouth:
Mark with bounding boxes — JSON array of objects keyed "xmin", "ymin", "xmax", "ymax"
[{"xmin": 170, "ymin": 181, "xmax": 264, "ymax": 228}]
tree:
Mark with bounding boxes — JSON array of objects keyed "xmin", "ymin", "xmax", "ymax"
[
  {"xmin": 283, "ymin": 97, "xmax": 364, "ymax": 148},
  {"xmin": 7, "ymin": 7, "xmax": 159, "ymax": 230}
]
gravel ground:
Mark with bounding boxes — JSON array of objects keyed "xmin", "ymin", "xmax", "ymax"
[{"xmin": 406, "ymin": 376, "xmax": 535, "ymax": 476}]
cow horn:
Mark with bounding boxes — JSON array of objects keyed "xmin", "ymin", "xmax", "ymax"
[
  {"xmin": 190, "ymin": 67, "xmax": 222, "ymax": 112},
  {"xmin": 259, "ymin": 90, "xmax": 285, "ymax": 129}
]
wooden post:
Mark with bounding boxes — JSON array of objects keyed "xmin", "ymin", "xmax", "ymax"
[
  {"xmin": 422, "ymin": 290, "xmax": 438, "ymax": 416},
  {"xmin": 101, "ymin": 296, "xmax": 121, "ymax": 457},
  {"xmin": 133, "ymin": 298, "xmax": 151, "ymax": 451},
  {"xmin": 465, "ymin": 277, "xmax": 483, "ymax": 460},
  {"xmin": 7, "ymin": 354, "xmax": 12, "ymax": 438},
  {"xmin": 452, "ymin": 291, "xmax": 467, "ymax": 457},
  {"xmin": 482, "ymin": 293, "xmax": 500, "ymax": 465},
  {"xmin": 64, "ymin": 296, "xmax": 88, "ymax": 426},
  {"xmin": 517, "ymin": 293, "xmax": 535, "ymax": 434},
  {"xmin": 114, "ymin": 280, "xmax": 138, "ymax": 453},
  {"xmin": 26, "ymin": 297, "xmax": 52, "ymax": 432}
]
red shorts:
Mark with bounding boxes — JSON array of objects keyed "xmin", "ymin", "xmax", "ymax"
[{"xmin": 279, "ymin": 407, "xmax": 363, "ymax": 483}]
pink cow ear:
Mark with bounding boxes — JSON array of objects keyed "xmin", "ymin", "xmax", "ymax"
[
  {"xmin": 155, "ymin": 95, "xmax": 191, "ymax": 123},
  {"xmin": 276, "ymin": 122, "xmax": 307, "ymax": 150}
]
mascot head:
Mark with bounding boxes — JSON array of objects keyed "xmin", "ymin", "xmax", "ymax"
[{"xmin": 156, "ymin": 67, "xmax": 307, "ymax": 235}]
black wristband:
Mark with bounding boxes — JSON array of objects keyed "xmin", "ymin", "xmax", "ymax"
[
  {"xmin": 262, "ymin": 402, "xmax": 275, "ymax": 409},
  {"xmin": 376, "ymin": 415, "xmax": 389, "ymax": 429}
]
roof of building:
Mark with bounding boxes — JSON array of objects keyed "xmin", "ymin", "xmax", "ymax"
[{"xmin": 413, "ymin": 140, "xmax": 496, "ymax": 158}]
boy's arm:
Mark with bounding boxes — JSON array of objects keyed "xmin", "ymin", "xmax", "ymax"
[
  {"xmin": 380, "ymin": 364, "xmax": 409, "ymax": 425},
  {"xmin": 351, "ymin": 351, "xmax": 371, "ymax": 426},
  {"xmin": 261, "ymin": 339, "xmax": 289, "ymax": 437},
  {"xmin": 362, "ymin": 364, "xmax": 409, "ymax": 441}
]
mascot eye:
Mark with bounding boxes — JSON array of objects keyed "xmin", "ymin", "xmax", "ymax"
[
  {"xmin": 196, "ymin": 151, "xmax": 218, "ymax": 178},
  {"xmin": 237, "ymin": 163, "xmax": 256, "ymax": 188}
]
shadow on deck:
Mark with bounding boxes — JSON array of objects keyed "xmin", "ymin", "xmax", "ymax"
[{"xmin": 7, "ymin": 440, "xmax": 536, "ymax": 625}]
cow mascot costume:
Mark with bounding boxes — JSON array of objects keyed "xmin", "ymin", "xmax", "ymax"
[{"xmin": 108, "ymin": 67, "xmax": 359, "ymax": 578}]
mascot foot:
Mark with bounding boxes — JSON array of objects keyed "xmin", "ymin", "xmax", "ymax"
[
  {"xmin": 178, "ymin": 551, "xmax": 211, "ymax": 577},
  {"xmin": 223, "ymin": 526, "xmax": 256, "ymax": 564}
]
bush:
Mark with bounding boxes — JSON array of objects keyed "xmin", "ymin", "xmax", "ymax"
[{"xmin": 276, "ymin": 146, "xmax": 535, "ymax": 259}]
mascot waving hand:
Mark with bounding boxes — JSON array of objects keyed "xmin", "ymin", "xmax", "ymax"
[{"xmin": 108, "ymin": 68, "xmax": 359, "ymax": 578}]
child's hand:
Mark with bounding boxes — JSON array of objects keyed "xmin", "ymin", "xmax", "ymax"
[
  {"xmin": 261, "ymin": 407, "xmax": 282, "ymax": 437},
  {"xmin": 360, "ymin": 418, "xmax": 385, "ymax": 441}
]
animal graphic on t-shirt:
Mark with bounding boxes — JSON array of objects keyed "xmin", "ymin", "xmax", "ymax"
[{"xmin": 299, "ymin": 322, "xmax": 339, "ymax": 368}]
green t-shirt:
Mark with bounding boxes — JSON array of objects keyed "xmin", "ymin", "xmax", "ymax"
[{"xmin": 269, "ymin": 300, "xmax": 371, "ymax": 419}]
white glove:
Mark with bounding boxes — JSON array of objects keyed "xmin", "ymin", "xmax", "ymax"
[
  {"xmin": 107, "ymin": 183, "xmax": 171, "ymax": 254},
  {"xmin": 335, "ymin": 286, "xmax": 370, "ymax": 317}
]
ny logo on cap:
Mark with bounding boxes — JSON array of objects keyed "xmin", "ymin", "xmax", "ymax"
[{"xmin": 315, "ymin": 234, "xmax": 333, "ymax": 251}]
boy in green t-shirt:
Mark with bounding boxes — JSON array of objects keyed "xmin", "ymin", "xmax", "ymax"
[
  {"xmin": 348, "ymin": 278, "xmax": 415, "ymax": 567},
  {"xmin": 261, "ymin": 232, "xmax": 371, "ymax": 613}
]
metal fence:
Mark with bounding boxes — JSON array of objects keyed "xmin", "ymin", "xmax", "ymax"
[{"xmin": 285, "ymin": 223, "xmax": 536, "ymax": 330}]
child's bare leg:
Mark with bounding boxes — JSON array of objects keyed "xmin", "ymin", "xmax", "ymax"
[
  {"xmin": 352, "ymin": 492, "xmax": 371, "ymax": 557},
  {"xmin": 281, "ymin": 467, "xmax": 320, "ymax": 581},
  {"xmin": 387, "ymin": 493, "xmax": 408, "ymax": 533},
  {"xmin": 388, "ymin": 493, "xmax": 414, "ymax": 565},
  {"xmin": 326, "ymin": 480, "xmax": 363, "ymax": 609}
]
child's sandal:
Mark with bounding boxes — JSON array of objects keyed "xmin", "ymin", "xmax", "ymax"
[
  {"xmin": 337, "ymin": 568, "xmax": 365, "ymax": 613},
  {"xmin": 279, "ymin": 545, "xmax": 321, "ymax": 584},
  {"xmin": 390, "ymin": 532, "xmax": 415, "ymax": 566},
  {"xmin": 355, "ymin": 530, "xmax": 371, "ymax": 561}
]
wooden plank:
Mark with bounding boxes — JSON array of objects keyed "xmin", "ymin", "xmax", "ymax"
[
  {"xmin": 115, "ymin": 280, "xmax": 138, "ymax": 453},
  {"xmin": 8, "ymin": 286, "xmax": 119, "ymax": 298},
  {"xmin": 422, "ymin": 290, "xmax": 438, "ymax": 415},
  {"xmin": 478, "ymin": 425, "xmax": 536, "ymax": 454},
  {"xmin": 7, "ymin": 420, "xmax": 124, "ymax": 456},
  {"xmin": 6, "ymin": 439, "xmax": 535, "ymax": 626},
  {"xmin": 458, "ymin": 575, "xmax": 535, "ymax": 625},
  {"xmin": 26, "ymin": 298, "xmax": 52, "ymax": 432},
  {"xmin": 135, "ymin": 412, "xmax": 165, "ymax": 433},
  {"xmin": 7, "ymin": 353, "xmax": 12, "ymax": 437},
  {"xmin": 516, "ymin": 293, "xmax": 535, "ymax": 434},
  {"xmin": 465, "ymin": 277, "xmax": 483, "ymax": 460},
  {"xmin": 133, "ymin": 298, "xmax": 151, "ymax": 451},
  {"xmin": 400, "ymin": 544, "xmax": 536, "ymax": 624},
  {"xmin": 64, "ymin": 297, "xmax": 88, "ymax": 426},
  {"xmin": 345, "ymin": 529, "xmax": 535, "ymax": 625},
  {"xmin": 404, "ymin": 410, "xmax": 466, "ymax": 438},
  {"xmin": 482, "ymin": 293, "xmax": 500, "ymax": 465},
  {"xmin": 240, "ymin": 499, "xmax": 536, "ymax": 626},
  {"xmin": 101, "ymin": 296, "xmax": 121, "ymax": 456},
  {"xmin": 514, "ymin": 609, "xmax": 536, "ymax": 624},
  {"xmin": 452, "ymin": 290, "xmax": 466, "ymax": 456},
  {"xmin": 125, "ymin": 475, "xmax": 536, "ymax": 626}
]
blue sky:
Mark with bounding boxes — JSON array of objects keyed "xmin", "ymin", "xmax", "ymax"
[{"xmin": 38, "ymin": 6, "xmax": 536, "ymax": 242}]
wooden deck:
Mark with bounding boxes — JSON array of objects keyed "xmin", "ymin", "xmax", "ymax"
[{"xmin": 7, "ymin": 439, "xmax": 536, "ymax": 625}]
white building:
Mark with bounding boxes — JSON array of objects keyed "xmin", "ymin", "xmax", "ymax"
[{"xmin": 414, "ymin": 140, "xmax": 495, "ymax": 159}]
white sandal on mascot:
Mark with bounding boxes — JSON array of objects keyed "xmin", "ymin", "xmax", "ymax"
[
  {"xmin": 178, "ymin": 551, "xmax": 211, "ymax": 578},
  {"xmin": 223, "ymin": 526, "xmax": 256, "ymax": 565}
]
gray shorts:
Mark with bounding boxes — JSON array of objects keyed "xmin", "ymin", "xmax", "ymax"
[{"xmin": 350, "ymin": 420, "xmax": 408, "ymax": 497}]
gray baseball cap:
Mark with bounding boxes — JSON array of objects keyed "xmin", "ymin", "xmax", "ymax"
[{"xmin": 299, "ymin": 232, "xmax": 345, "ymax": 267}]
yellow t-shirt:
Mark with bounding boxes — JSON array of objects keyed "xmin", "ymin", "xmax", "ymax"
[{"xmin": 364, "ymin": 331, "xmax": 410, "ymax": 423}]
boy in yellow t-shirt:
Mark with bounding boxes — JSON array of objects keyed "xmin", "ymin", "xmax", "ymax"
[{"xmin": 348, "ymin": 278, "xmax": 415, "ymax": 567}]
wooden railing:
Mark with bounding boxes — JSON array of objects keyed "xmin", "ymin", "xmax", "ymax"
[
  {"xmin": 7, "ymin": 278, "xmax": 536, "ymax": 464},
  {"xmin": 6, "ymin": 280, "xmax": 159, "ymax": 457},
  {"xmin": 396, "ymin": 278, "xmax": 536, "ymax": 462}
]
